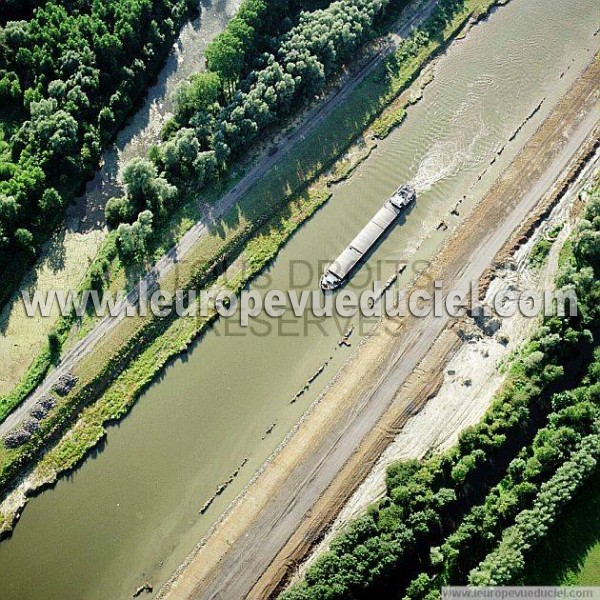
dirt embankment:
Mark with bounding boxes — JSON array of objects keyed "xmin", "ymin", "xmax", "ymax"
[
  {"xmin": 159, "ymin": 57, "xmax": 600, "ymax": 600},
  {"xmin": 297, "ymin": 151, "xmax": 600, "ymax": 580}
]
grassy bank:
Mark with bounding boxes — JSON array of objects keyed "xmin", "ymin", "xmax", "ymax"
[{"xmin": 0, "ymin": 0, "xmax": 502, "ymax": 527}]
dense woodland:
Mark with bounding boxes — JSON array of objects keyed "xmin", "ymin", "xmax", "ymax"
[
  {"xmin": 281, "ymin": 188, "xmax": 600, "ymax": 598},
  {"xmin": 0, "ymin": 0, "xmax": 197, "ymax": 303}
]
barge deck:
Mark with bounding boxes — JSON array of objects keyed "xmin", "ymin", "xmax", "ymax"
[{"xmin": 320, "ymin": 185, "xmax": 416, "ymax": 291}]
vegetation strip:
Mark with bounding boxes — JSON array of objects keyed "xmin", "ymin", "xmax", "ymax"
[{"xmin": 520, "ymin": 468, "xmax": 600, "ymax": 585}]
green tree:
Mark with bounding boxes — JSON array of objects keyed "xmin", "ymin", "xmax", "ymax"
[
  {"xmin": 47, "ymin": 330, "xmax": 60, "ymax": 361},
  {"xmin": 205, "ymin": 31, "xmax": 245, "ymax": 98},
  {"xmin": 116, "ymin": 209, "xmax": 154, "ymax": 262},
  {"xmin": 14, "ymin": 227, "xmax": 34, "ymax": 254},
  {"xmin": 172, "ymin": 71, "xmax": 221, "ymax": 126},
  {"xmin": 121, "ymin": 157, "xmax": 177, "ymax": 216},
  {"xmin": 162, "ymin": 128, "xmax": 201, "ymax": 181}
]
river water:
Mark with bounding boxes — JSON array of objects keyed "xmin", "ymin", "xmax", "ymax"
[{"xmin": 0, "ymin": 0, "xmax": 597, "ymax": 598}]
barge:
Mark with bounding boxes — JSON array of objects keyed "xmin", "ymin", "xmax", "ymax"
[{"xmin": 320, "ymin": 185, "xmax": 416, "ymax": 291}]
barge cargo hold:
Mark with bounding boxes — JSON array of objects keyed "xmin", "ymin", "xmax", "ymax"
[{"xmin": 320, "ymin": 185, "xmax": 416, "ymax": 291}]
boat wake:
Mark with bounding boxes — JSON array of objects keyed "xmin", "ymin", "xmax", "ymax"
[{"xmin": 411, "ymin": 119, "xmax": 488, "ymax": 193}]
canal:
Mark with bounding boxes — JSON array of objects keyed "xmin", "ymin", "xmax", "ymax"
[{"xmin": 0, "ymin": 0, "xmax": 597, "ymax": 598}]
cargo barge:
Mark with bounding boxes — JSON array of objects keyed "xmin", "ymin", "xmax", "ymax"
[{"xmin": 320, "ymin": 185, "xmax": 416, "ymax": 291}]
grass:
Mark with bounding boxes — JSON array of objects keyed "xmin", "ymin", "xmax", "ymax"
[
  {"xmin": 0, "ymin": 234, "xmax": 118, "ymax": 423},
  {"xmin": 528, "ymin": 224, "xmax": 562, "ymax": 268},
  {"xmin": 528, "ymin": 238, "xmax": 553, "ymax": 268},
  {"xmin": 521, "ymin": 467, "xmax": 600, "ymax": 585},
  {"xmin": 0, "ymin": 0, "xmax": 500, "ymax": 513},
  {"xmin": 372, "ymin": 107, "xmax": 407, "ymax": 139},
  {"xmin": 0, "ymin": 344, "xmax": 54, "ymax": 422}
]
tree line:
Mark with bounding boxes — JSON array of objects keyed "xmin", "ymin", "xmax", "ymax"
[
  {"xmin": 0, "ymin": 0, "xmax": 197, "ymax": 304},
  {"xmin": 469, "ymin": 433, "xmax": 599, "ymax": 585},
  {"xmin": 281, "ymin": 187, "xmax": 600, "ymax": 599},
  {"xmin": 110, "ymin": 0, "xmax": 416, "ymax": 260},
  {"xmin": 402, "ymin": 350, "xmax": 600, "ymax": 596}
]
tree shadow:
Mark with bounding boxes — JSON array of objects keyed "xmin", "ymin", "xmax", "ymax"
[{"xmin": 44, "ymin": 227, "xmax": 67, "ymax": 274}]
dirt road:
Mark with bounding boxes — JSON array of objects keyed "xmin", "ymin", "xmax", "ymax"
[
  {"xmin": 159, "ymin": 58, "xmax": 600, "ymax": 600},
  {"xmin": 0, "ymin": 0, "xmax": 441, "ymax": 438}
]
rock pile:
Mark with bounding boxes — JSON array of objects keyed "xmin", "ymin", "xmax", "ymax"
[
  {"xmin": 3, "ymin": 429, "xmax": 32, "ymax": 449},
  {"xmin": 52, "ymin": 372, "xmax": 78, "ymax": 396},
  {"xmin": 29, "ymin": 395, "xmax": 56, "ymax": 419}
]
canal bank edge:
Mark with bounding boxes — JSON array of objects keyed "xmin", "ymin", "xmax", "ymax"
[
  {"xmin": 0, "ymin": 0, "xmax": 507, "ymax": 537},
  {"xmin": 157, "ymin": 58, "xmax": 600, "ymax": 600}
]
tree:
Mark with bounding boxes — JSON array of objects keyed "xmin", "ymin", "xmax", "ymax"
[
  {"xmin": 116, "ymin": 210, "xmax": 154, "ymax": 262},
  {"xmin": 98, "ymin": 106, "xmax": 116, "ymax": 142},
  {"xmin": 0, "ymin": 193, "xmax": 19, "ymax": 225},
  {"xmin": 173, "ymin": 72, "xmax": 221, "ymax": 125},
  {"xmin": 89, "ymin": 262, "xmax": 105, "ymax": 294},
  {"xmin": 48, "ymin": 330, "xmax": 60, "ymax": 360},
  {"xmin": 0, "ymin": 0, "xmax": 196, "ymax": 297},
  {"xmin": 0, "ymin": 70, "xmax": 21, "ymax": 100},
  {"xmin": 28, "ymin": 98, "xmax": 79, "ymax": 158},
  {"xmin": 469, "ymin": 436, "xmax": 600, "ymax": 585},
  {"xmin": 574, "ymin": 203, "xmax": 600, "ymax": 272},
  {"xmin": 14, "ymin": 227, "xmax": 34, "ymax": 254},
  {"xmin": 121, "ymin": 157, "xmax": 177, "ymax": 216},
  {"xmin": 163, "ymin": 128, "xmax": 201, "ymax": 181},
  {"xmin": 205, "ymin": 31, "xmax": 245, "ymax": 98},
  {"xmin": 122, "ymin": 157, "xmax": 159, "ymax": 208},
  {"xmin": 194, "ymin": 151, "xmax": 218, "ymax": 186},
  {"xmin": 39, "ymin": 187, "xmax": 62, "ymax": 216},
  {"xmin": 105, "ymin": 195, "xmax": 136, "ymax": 227}
]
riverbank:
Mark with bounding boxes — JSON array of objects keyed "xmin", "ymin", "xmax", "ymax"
[
  {"xmin": 296, "ymin": 151, "xmax": 599, "ymax": 582},
  {"xmin": 0, "ymin": 0, "xmax": 502, "ymax": 532},
  {"xmin": 0, "ymin": 0, "xmax": 431, "ymax": 413},
  {"xmin": 158, "ymin": 57, "xmax": 600, "ymax": 599},
  {"xmin": 285, "ymin": 169, "xmax": 600, "ymax": 596},
  {"xmin": 0, "ymin": 0, "xmax": 435, "ymax": 429}
]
